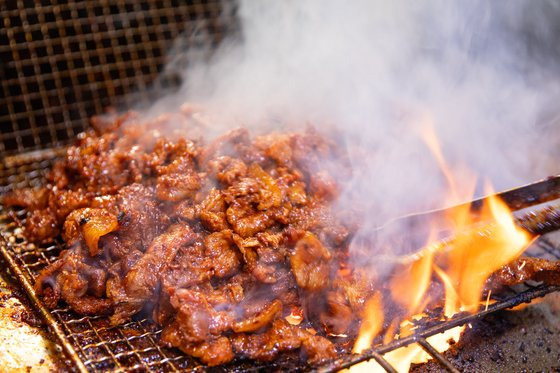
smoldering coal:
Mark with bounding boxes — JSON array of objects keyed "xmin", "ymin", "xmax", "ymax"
[{"xmin": 151, "ymin": 1, "xmax": 560, "ymax": 239}]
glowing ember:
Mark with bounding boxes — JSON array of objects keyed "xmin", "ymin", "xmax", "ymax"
[
  {"xmin": 485, "ymin": 290, "xmax": 492, "ymax": 311},
  {"xmin": 328, "ymin": 333, "xmax": 348, "ymax": 338}
]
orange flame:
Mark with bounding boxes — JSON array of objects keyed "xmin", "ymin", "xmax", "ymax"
[
  {"xmin": 390, "ymin": 236, "xmax": 435, "ymax": 315},
  {"xmin": 353, "ymin": 292, "xmax": 384, "ymax": 354},
  {"xmin": 434, "ymin": 265, "xmax": 461, "ymax": 317},
  {"xmin": 351, "ymin": 121, "xmax": 534, "ymax": 372},
  {"xmin": 442, "ymin": 185, "xmax": 533, "ymax": 311}
]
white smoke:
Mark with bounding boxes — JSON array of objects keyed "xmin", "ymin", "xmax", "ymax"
[{"xmin": 152, "ymin": 0, "xmax": 560, "ymax": 225}]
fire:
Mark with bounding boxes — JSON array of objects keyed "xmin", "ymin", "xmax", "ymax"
[
  {"xmin": 353, "ymin": 292, "xmax": 384, "ymax": 354},
  {"xmin": 390, "ymin": 237, "xmax": 435, "ymax": 314},
  {"xmin": 441, "ymin": 185, "xmax": 532, "ymax": 311},
  {"xmin": 350, "ymin": 123, "xmax": 534, "ymax": 372}
]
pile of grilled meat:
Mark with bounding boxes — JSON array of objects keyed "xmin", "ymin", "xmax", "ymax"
[
  {"xmin": 3, "ymin": 108, "xmax": 560, "ymax": 367},
  {"xmin": 4, "ymin": 109, "xmax": 360, "ymax": 366}
]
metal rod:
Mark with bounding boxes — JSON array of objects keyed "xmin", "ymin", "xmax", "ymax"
[
  {"xmin": 316, "ymin": 349, "xmax": 398, "ymax": 373},
  {"xmin": 0, "ymin": 240, "xmax": 89, "ymax": 373},
  {"xmin": 2, "ymin": 148, "xmax": 65, "ymax": 168},
  {"xmin": 416, "ymin": 338, "xmax": 460, "ymax": 373},
  {"xmin": 516, "ymin": 205, "xmax": 560, "ymax": 236},
  {"xmin": 375, "ymin": 175, "xmax": 560, "ymax": 235},
  {"xmin": 369, "ymin": 352, "xmax": 398, "ymax": 373}
]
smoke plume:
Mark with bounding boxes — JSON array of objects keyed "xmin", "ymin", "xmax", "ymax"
[{"xmin": 152, "ymin": 0, "xmax": 560, "ymax": 232}]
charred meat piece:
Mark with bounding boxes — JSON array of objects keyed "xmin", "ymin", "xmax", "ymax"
[
  {"xmin": 34, "ymin": 247, "xmax": 113, "ymax": 315},
  {"xmin": 48, "ymin": 189, "xmax": 90, "ymax": 223},
  {"xmin": 290, "ymin": 231, "xmax": 332, "ymax": 291},
  {"xmin": 162, "ymin": 333, "xmax": 234, "ymax": 367},
  {"xmin": 110, "ymin": 223, "xmax": 196, "ymax": 325},
  {"xmin": 24, "ymin": 209, "xmax": 60, "ymax": 243},
  {"xmin": 206, "ymin": 156, "xmax": 248, "ymax": 186},
  {"xmin": 320, "ymin": 291, "xmax": 354, "ymax": 335},
  {"xmin": 162, "ymin": 288, "xmax": 234, "ymax": 344},
  {"xmin": 204, "ymin": 231, "xmax": 241, "ymax": 278},
  {"xmin": 114, "ymin": 184, "xmax": 165, "ymax": 251},
  {"xmin": 232, "ymin": 299, "xmax": 283, "ymax": 333},
  {"xmin": 154, "ymin": 139, "xmax": 201, "ymax": 201},
  {"xmin": 488, "ymin": 256, "xmax": 560, "ymax": 288},
  {"xmin": 62, "ymin": 208, "xmax": 118, "ymax": 256},
  {"xmin": 198, "ymin": 189, "xmax": 229, "ymax": 232}
]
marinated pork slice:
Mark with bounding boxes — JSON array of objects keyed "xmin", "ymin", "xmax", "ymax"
[
  {"xmin": 231, "ymin": 318, "xmax": 336, "ymax": 364},
  {"xmin": 1, "ymin": 188, "xmax": 49, "ymax": 210},
  {"xmin": 110, "ymin": 223, "xmax": 197, "ymax": 325}
]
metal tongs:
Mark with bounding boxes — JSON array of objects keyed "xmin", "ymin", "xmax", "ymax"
[{"xmin": 369, "ymin": 175, "xmax": 560, "ymax": 256}]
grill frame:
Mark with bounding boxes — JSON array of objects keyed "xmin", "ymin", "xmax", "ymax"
[{"xmin": 2, "ymin": 156, "xmax": 560, "ymax": 372}]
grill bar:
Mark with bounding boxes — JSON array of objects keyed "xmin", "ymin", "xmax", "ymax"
[
  {"xmin": 517, "ymin": 204, "xmax": 560, "ymax": 235},
  {"xmin": 536, "ymin": 236, "xmax": 560, "ymax": 259},
  {"xmin": 416, "ymin": 338, "xmax": 460, "ymax": 373},
  {"xmin": 366, "ymin": 352, "xmax": 398, "ymax": 373}
]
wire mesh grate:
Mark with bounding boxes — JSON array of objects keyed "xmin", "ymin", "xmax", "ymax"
[
  {"xmin": 2, "ymin": 2, "xmax": 560, "ymax": 371},
  {"xmin": 2, "ymin": 156, "xmax": 560, "ymax": 372},
  {"xmin": 0, "ymin": 0, "xmax": 237, "ymax": 157}
]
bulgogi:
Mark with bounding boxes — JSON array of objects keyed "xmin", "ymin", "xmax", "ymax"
[
  {"xmin": 3, "ymin": 109, "xmax": 360, "ymax": 366},
  {"xmin": 4, "ymin": 108, "xmax": 560, "ymax": 367}
]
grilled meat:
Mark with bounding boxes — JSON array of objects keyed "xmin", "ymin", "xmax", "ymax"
[
  {"xmin": 488, "ymin": 256, "xmax": 560, "ymax": 288},
  {"xmin": 2, "ymin": 188, "xmax": 49, "ymax": 210},
  {"xmin": 5, "ymin": 110, "xmax": 355, "ymax": 366},
  {"xmin": 6, "ymin": 108, "xmax": 560, "ymax": 368}
]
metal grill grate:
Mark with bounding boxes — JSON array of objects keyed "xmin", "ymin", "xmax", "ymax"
[
  {"xmin": 0, "ymin": 0, "xmax": 237, "ymax": 157},
  {"xmin": 1, "ymin": 157, "xmax": 560, "ymax": 372},
  {"xmin": 2, "ymin": 2, "xmax": 560, "ymax": 370}
]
